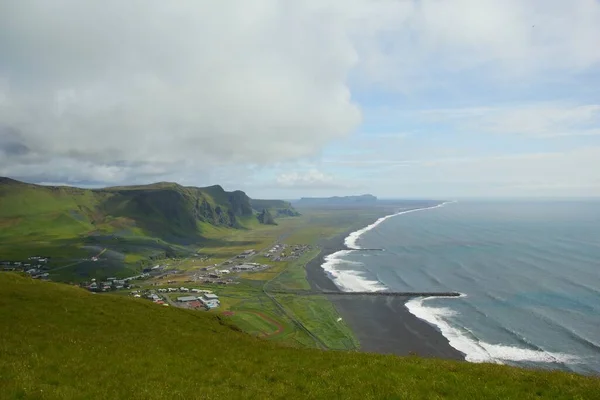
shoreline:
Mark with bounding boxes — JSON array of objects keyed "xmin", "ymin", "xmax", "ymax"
[{"xmin": 305, "ymin": 219, "xmax": 465, "ymax": 361}]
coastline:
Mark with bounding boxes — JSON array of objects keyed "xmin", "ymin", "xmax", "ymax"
[{"xmin": 305, "ymin": 218, "xmax": 465, "ymax": 361}]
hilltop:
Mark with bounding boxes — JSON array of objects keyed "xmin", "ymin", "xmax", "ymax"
[
  {"xmin": 1, "ymin": 273, "xmax": 598, "ymax": 399},
  {"xmin": 0, "ymin": 178, "xmax": 299, "ymax": 280}
]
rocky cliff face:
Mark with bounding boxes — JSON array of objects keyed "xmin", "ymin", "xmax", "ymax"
[{"xmin": 257, "ymin": 209, "xmax": 276, "ymax": 225}]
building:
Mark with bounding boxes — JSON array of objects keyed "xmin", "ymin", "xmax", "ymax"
[
  {"xmin": 202, "ymin": 293, "xmax": 219, "ymax": 302},
  {"xmin": 177, "ymin": 296, "xmax": 198, "ymax": 302},
  {"xmin": 233, "ymin": 264, "xmax": 255, "ymax": 271},
  {"xmin": 204, "ymin": 301, "xmax": 219, "ymax": 310},
  {"xmin": 237, "ymin": 249, "xmax": 255, "ymax": 259}
]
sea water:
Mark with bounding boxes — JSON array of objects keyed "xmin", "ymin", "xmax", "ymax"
[{"xmin": 321, "ymin": 200, "xmax": 600, "ymax": 374}]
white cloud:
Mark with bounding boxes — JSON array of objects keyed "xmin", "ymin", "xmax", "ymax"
[
  {"xmin": 0, "ymin": 0, "xmax": 363, "ymax": 183},
  {"xmin": 276, "ymin": 169, "xmax": 335, "ymax": 188}
]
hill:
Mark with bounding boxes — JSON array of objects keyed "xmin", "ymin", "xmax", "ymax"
[
  {"xmin": 296, "ymin": 194, "xmax": 377, "ymax": 206},
  {"xmin": 0, "ymin": 178, "xmax": 298, "ymax": 279},
  {"xmin": 1, "ymin": 273, "xmax": 598, "ymax": 399}
]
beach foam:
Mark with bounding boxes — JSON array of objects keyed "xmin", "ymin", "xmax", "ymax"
[
  {"xmin": 406, "ymin": 297, "xmax": 581, "ymax": 365},
  {"xmin": 321, "ymin": 250, "xmax": 387, "ymax": 292},
  {"xmin": 344, "ymin": 201, "xmax": 454, "ymax": 249}
]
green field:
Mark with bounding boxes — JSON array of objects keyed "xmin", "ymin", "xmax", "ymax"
[{"xmin": 2, "ymin": 273, "xmax": 599, "ymax": 399}]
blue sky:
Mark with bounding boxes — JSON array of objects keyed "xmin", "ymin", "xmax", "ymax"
[{"xmin": 1, "ymin": 0, "xmax": 599, "ymax": 198}]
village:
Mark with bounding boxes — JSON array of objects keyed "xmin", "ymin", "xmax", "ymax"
[
  {"xmin": 130, "ymin": 287, "xmax": 220, "ymax": 311},
  {"xmin": 0, "ymin": 256, "xmax": 52, "ymax": 280},
  {"xmin": 0, "ymin": 242, "xmax": 313, "ymax": 313}
]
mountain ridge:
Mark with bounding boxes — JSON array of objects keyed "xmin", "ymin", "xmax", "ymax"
[{"xmin": 0, "ymin": 177, "xmax": 299, "ymax": 278}]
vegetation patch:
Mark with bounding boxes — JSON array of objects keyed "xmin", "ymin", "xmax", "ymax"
[{"xmin": 1, "ymin": 273, "xmax": 599, "ymax": 400}]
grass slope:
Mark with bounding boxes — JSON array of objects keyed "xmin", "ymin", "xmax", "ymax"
[{"xmin": 1, "ymin": 273, "xmax": 598, "ymax": 399}]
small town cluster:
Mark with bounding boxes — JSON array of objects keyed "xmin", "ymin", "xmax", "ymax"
[
  {"xmin": 130, "ymin": 287, "xmax": 220, "ymax": 311},
  {"xmin": 1, "ymin": 256, "xmax": 51, "ymax": 280},
  {"xmin": 264, "ymin": 244, "xmax": 312, "ymax": 262}
]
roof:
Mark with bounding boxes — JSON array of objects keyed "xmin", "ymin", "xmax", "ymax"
[
  {"xmin": 203, "ymin": 293, "xmax": 219, "ymax": 300},
  {"xmin": 177, "ymin": 296, "xmax": 198, "ymax": 302}
]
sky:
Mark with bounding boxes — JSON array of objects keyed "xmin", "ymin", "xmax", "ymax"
[{"xmin": 1, "ymin": 0, "xmax": 599, "ymax": 199}]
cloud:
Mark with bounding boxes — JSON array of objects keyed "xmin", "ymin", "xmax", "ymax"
[
  {"xmin": 0, "ymin": 1, "xmax": 362, "ymax": 183},
  {"xmin": 276, "ymin": 169, "xmax": 345, "ymax": 189},
  {"xmin": 421, "ymin": 103, "xmax": 600, "ymax": 137},
  {"xmin": 1, "ymin": 0, "xmax": 599, "ymax": 187},
  {"xmin": 346, "ymin": 0, "xmax": 600, "ymax": 89}
]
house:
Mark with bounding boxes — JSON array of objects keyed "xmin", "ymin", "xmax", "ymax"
[
  {"xmin": 177, "ymin": 296, "xmax": 198, "ymax": 302},
  {"xmin": 204, "ymin": 301, "xmax": 220, "ymax": 310},
  {"xmin": 237, "ymin": 249, "xmax": 255, "ymax": 259},
  {"xmin": 202, "ymin": 293, "xmax": 219, "ymax": 302},
  {"xmin": 233, "ymin": 264, "xmax": 255, "ymax": 271},
  {"xmin": 167, "ymin": 288, "xmax": 177, "ymax": 292},
  {"xmin": 179, "ymin": 287, "xmax": 189, "ymax": 292},
  {"xmin": 191, "ymin": 288, "xmax": 201, "ymax": 293}
]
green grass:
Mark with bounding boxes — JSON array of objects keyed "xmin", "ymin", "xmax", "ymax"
[
  {"xmin": 273, "ymin": 294, "xmax": 359, "ymax": 350},
  {"xmin": 227, "ymin": 311, "xmax": 282, "ymax": 337},
  {"xmin": 1, "ymin": 273, "xmax": 599, "ymax": 399}
]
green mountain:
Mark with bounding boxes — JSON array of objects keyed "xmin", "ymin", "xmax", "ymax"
[
  {"xmin": 0, "ymin": 178, "xmax": 253, "ymax": 240},
  {"xmin": 251, "ymin": 199, "xmax": 301, "ymax": 217},
  {"xmin": 0, "ymin": 178, "xmax": 298, "ymax": 278},
  {"xmin": 1, "ymin": 273, "xmax": 598, "ymax": 399}
]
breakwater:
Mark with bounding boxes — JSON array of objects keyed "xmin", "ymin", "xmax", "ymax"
[{"xmin": 269, "ymin": 290, "xmax": 461, "ymax": 298}]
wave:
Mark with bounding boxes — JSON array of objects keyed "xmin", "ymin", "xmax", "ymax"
[
  {"xmin": 344, "ymin": 201, "xmax": 454, "ymax": 250},
  {"xmin": 321, "ymin": 250, "xmax": 387, "ymax": 292},
  {"xmin": 406, "ymin": 297, "xmax": 581, "ymax": 365}
]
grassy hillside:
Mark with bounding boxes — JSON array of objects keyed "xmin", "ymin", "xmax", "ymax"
[
  {"xmin": 0, "ymin": 178, "xmax": 296, "ymax": 279},
  {"xmin": 1, "ymin": 273, "xmax": 598, "ymax": 399}
]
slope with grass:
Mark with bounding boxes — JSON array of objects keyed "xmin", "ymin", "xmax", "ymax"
[{"xmin": 1, "ymin": 273, "xmax": 598, "ymax": 399}]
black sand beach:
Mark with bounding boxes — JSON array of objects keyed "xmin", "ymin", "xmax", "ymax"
[{"xmin": 306, "ymin": 232, "xmax": 465, "ymax": 361}]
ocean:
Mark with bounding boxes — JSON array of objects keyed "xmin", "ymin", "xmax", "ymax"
[{"xmin": 321, "ymin": 200, "xmax": 600, "ymax": 375}]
